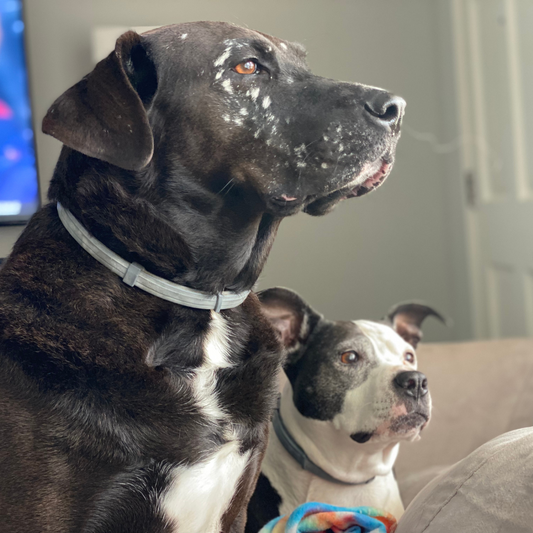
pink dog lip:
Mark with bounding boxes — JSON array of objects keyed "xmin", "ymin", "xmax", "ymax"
[
  {"xmin": 278, "ymin": 194, "xmax": 298, "ymax": 201},
  {"xmin": 362, "ymin": 162, "xmax": 391, "ymax": 188},
  {"xmin": 345, "ymin": 160, "xmax": 392, "ymax": 199}
]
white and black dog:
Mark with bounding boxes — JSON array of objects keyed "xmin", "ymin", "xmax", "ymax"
[{"xmin": 246, "ymin": 288, "xmax": 446, "ymax": 531}]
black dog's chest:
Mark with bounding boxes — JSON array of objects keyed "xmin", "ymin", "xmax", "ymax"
[{"xmin": 159, "ymin": 309, "xmax": 280, "ymax": 437}]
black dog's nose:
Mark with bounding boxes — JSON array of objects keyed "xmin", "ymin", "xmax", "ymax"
[
  {"xmin": 364, "ymin": 91, "xmax": 406, "ymax": 128},
  {"xmin": 394, "ymin": 371, "xmax": 428, "ymax": 400}
]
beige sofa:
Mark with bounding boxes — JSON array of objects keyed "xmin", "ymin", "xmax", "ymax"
[{"xmin": 395, "ymin": 337, "xmax": 533, "ymax": 506}]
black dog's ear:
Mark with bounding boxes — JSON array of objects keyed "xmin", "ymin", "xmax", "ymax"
[
  {"xmin": 42, "ymin": 31, "xmax": 157, "ymax": 171},
  {"xmin": 384, "ymin": 302, "xmax": 449, "ymax": 349},
  {"xmin": 259, "ymin": 288, "xmax": 322, "ymax": 362}
]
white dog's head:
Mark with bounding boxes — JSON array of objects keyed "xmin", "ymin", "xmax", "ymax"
[{"xmin": 260, "ymin": 288, "xmax": 447, "ymax": 445}]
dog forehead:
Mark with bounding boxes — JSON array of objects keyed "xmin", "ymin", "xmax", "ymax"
[
  {"xmin": 353, "ymin": 320, "xmax": 411, "ymax": 364},
  {"xmin": 141, "ymin": 22, "xmax": 305, "ymax": 62},
  {"xmin": 308, "ymin": 320, "xmax": 367, "ymax": 351}
]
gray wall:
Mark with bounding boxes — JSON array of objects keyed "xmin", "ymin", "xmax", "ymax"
[{"xmin": 0, "ymin": 0, "xmax": 472, "ymax": 341}]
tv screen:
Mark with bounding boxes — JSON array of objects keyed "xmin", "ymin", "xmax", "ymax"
[{"xmin": 0, "ymin": 0, "xmax": 38, "ymax": 225}]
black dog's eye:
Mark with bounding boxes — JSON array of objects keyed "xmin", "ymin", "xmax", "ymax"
[
  {"xmin": 340, "ymin": 351, "xmax": 359, "ymax": 364},
  {"xmin": 233, "ymin": 60, "xmax": 259, "ymax": 75},
  {"xmin": 405, "ymin": 352, "xmax": 415, "ymax": 364}
]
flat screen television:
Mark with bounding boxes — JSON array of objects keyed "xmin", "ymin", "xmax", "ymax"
[{"xmin": 0, "ymin": 0, "xmax": 38, "ymax": 225}]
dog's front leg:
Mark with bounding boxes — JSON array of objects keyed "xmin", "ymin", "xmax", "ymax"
[{"xmin": 221, "ymin": 439, "xmax": 269, "ymax": 533}]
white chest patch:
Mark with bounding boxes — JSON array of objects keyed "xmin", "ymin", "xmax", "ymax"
[
  {"xmin": 192, "ymin": 311, "xmax": 233, "ymax": 421},
  {"xmin": 162, "ymin": 440, "xmax": 251, "ymax": 533},
  {"xmin": 160, "ymin": 312, "xmax": 249, "ymax": 532}
]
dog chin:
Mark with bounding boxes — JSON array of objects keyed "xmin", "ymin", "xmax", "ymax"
[
  {"xmin": 303, "ymin": 158, "xmax": 394, "ymax": 216},
  {"xmin": 388, "ymin": 412, "xmax": 429, "ymax": 439},
  {"xmin": 357, "ymin": 412, "xmax": 429, "ymax": 444}
]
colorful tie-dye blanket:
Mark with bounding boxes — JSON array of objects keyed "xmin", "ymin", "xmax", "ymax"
[{"xmin": 259, "ymin": 502, "xmax": 397, "ymax": 533}]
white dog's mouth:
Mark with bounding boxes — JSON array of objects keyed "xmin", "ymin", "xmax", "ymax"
[
  {"xmin": 389, "ymin": 412, "xmax": 429, "ymax": 434},
  {"xmin": 350, "ymin": 431, "xmax": 374, "ymax": 444},
  {"xmin": 351, "ymin": 411, "xmax": 429, "ymax": 444}
]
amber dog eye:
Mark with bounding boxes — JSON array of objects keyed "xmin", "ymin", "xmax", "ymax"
[
  {"xmin": 405, "ymin": 352, "xmax": 415, "ymax": 364},
  {"xmin": 234, "ymin": 60, "xmax": 259, "ymax": 75},
  {"xmin": 340, "ymin": 351, "xmax": 359, "ymax": 364}
]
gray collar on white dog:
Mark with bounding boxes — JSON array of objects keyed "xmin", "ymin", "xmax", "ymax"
[
  {"xmin": 57, "ymin": 203, "xmax": 250, "ymax": 312},
  {"xmin": 272, "ymin": 406, "xmax": 376, "ymax": 486}
]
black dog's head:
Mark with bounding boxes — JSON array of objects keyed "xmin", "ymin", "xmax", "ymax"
[
  {"xmin": 260, "ymin": 288, "xmax": 447, "ymax": 445},
  {"xmin": 43, "ymin": 22, "xmax": 404, "ymax": 219}
]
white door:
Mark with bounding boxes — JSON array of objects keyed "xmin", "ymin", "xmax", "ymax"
[{"xmin": 453, "ymin": 0, "xmax": 533, "ymax": 338}]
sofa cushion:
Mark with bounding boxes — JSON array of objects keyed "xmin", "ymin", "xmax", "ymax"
[{"xmin": 395, "ymin": 427, "xmax": 533, "ymax": 533}]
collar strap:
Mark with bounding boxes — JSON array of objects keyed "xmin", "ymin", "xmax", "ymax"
[
  {"xmin": 272, "ymin": 406, "xmax": 375, "ymax": 486},
  {"xmin": 57, "ymin": 203, "xmax": 250, "ymax": 312}
]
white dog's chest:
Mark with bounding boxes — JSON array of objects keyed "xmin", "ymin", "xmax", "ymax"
[{"xmin": 262, "ymin": 430, "xmax": 404, "ymax": 520}]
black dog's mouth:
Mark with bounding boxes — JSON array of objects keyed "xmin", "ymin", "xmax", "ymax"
[
  {"xmin": 345, "ymin": 160, "xmax": 391, "ymax": 199},
  {"xmin": 268, "ymin": 194, "xmax": 303, "ymax": 215},
  {"xmin": 267, "ymin": 155, "xmax": 394, "ymax": 216}
]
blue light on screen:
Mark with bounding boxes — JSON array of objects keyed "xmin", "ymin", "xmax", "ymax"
[{"xmin": 0, "ymin": 0, "xmax": 38, "ymax": 223}]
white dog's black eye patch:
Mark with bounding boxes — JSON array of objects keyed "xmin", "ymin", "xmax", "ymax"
[{"xmin": 288, "ymin": 321, "xmax": 378, "ymax": 421}]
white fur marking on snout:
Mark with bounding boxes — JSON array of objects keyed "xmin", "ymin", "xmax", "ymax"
[
  {"xmin": 181, "ymin": 33, "xmax": 188, "ymax": 40},
  {"xmin": 280, "ymin": 43, "xmax": 288, "ymax": 50},
  {"xmin": 321, "ymin": 163, "xmax": 329, "ymax": 169},
  {"xmin": 262, "ymin": 96, "xmax": 272, "ymax": 109},
  {"xmin": 249, "ymin": 87, "xmax": 260, "ymax": 101},
  {"xmin": 192, "ymin": 312, "xmax": 233, "ymax": 421},
  {"xmin": 162, "ymin": 441, "xmax": 251, "ymax": 533}
]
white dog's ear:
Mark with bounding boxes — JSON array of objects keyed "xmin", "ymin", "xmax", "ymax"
[
  {"xmin": 385, "ymin": 302, "xmax": 448, "ymax": 348},
  {"xmin": 259, "ymin": 287, "xmax": 322, "ymax": 362}
]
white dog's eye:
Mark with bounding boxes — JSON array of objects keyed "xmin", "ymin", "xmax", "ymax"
[
  {"xmin": 405, "ymin": 352, "xmax": 415, "ymax": 363},
  {"xmin": 340, "ymin": 351, "xmax": 359, "ymax": 364}
]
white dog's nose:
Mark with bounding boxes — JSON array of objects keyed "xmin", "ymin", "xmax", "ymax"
[{"xmin": 394, "ymin": 371, "xmax": 428, "ymax": 401}]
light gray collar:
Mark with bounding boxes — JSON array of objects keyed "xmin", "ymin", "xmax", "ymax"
[
  {"xmin": 57, "ymin": 203, "xmax": 250, "ymax": 312},
  {"xmin": 272, "ymin": 405, "xmax": 375, "ymax": 486}
]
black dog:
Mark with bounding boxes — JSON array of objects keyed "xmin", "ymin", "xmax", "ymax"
[{"xmin": 0, "ymin": 22, "xmax": 404, "ymax": 533}]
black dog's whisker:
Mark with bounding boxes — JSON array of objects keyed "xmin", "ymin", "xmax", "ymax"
[
  {"xmin": 218, "ymin": 178, "xmax": 235, "ymax": 195},
  {"xmin": 223, "ymin": 180, "xmax": 237, "ymax": 197}
]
